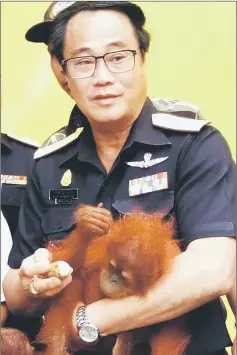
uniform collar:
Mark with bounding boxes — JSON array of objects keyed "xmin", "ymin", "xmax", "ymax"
[
  {"xmin": 123, "ymin": 98, "xmax": 171, "ymax": 149},
  {"xmin": 58, "ymin": 98, "xmax": 172, "ymax": 167},
  {"xmin": 65, "ymin": 105, "xmax": 87, "ymax": 136},
  {"xmin": 58, "ymin": 124, "xmax": 95, "ymax": 168}
]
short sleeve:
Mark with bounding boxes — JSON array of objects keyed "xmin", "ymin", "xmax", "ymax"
[
  {"xmin": 8, "ymin": 164, "xmax": 46, "ymax": 269},
  {"xmin": 175, "ymin": 126, "xmax": 236, "ymax": 246}
]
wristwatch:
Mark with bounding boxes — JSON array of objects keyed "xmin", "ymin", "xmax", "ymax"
[{"xmin": 76, "ymin": 306, "xmax": 100, "ymax": 345}]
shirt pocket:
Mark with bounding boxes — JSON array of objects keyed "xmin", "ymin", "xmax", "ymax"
[
  {"xmin": 1, "ymin": 184, "xmax": 26, "ymax": 206},
  {"xmin": 112, "ymin": 190, "xmax": 174, "ymax": 218},
  {"xmin": 41, "ymin": 207, "xmax": 76, "ymax": 241}
]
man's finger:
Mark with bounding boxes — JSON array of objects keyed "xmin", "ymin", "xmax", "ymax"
[
  {"xmin": 30, "ymin": 276, "xmax": 62, "ymax": 294},
  {"xmin": 41, "ymin": 275, "xmax": 72, "ymax": 297},
  {"xmin": 20, "ymin": 258, "xmax": 51, "ymax": 278},
  {"xmin": 33, "ymin": 248, "xmax": 51, "ymax": 263},
  {"xmin": 59, "ymin": 274, "xmax": 72, "ymax": 289}
]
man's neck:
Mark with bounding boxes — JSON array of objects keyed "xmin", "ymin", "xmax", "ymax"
[
  {"xmin": 91, "ymin": 119, "xmax": 134, "ymax": 173},
  {"xmin": 88, "ymin": 96, "xmax": 147, "ymax": 172},
  {"xmin": 93, "ymin": 123, "xmax": 132, "ymax": 152}
]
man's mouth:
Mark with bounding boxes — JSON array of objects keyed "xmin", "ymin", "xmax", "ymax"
[{"xmin": 92, "ymin": 94, "xmax": 119, "ymax": 101}]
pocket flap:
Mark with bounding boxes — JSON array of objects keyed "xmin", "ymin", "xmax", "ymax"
[
  {"xmin": 42, "ymin": 207, "xmax": 75, "ymax": 239},
  {"xmin": 112, "ymin": 190, "xmax": 174, "ymax": 216},
  {"xmin": 1, "ymin": 184, "xmax": 26, "ymax": 206}
]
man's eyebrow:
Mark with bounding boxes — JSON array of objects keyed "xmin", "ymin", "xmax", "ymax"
[
  {"xmin": 70, "ymin": 41, "xmax": 128, "ymax": 57},
  {"xmin": 70, "ymin": 47, "xmax": 91, "ymax": 57}
]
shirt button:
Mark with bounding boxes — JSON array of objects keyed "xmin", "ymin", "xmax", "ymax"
[{"xmin": 57, "ymin": 223, "xmax": 62, "ymax": 229}]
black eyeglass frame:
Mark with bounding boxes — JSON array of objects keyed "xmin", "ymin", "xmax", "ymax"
[{"xmin": 61, "ymin": 49, "xmax": 138, "ymax": 79}]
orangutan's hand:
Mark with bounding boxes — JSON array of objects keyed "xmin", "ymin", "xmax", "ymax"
[{"xmin": 75, "ymin": 203, "xmax": 112, "ymax": 238}]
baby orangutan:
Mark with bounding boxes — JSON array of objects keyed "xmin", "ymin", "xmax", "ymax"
[
  {"xmin": 83, "ymin": 213, "xmax": 190, "ymax": 355},
  {"xmin": 35, "ymin": 209, "xmax": 190, "ymax": 355}
]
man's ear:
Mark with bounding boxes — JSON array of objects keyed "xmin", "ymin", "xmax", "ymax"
[
  {"xmin": 140, "ymin": 50, "xmax": 146, "ymax": 63},
  {"xmin": 50, "ymin": 54, "xmax": 73, "ymax": 98},
  {"xmin": 63, "ymin": 78, "xmax": 73, "ymax": 98}
]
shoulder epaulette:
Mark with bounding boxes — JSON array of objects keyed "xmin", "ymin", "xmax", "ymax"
[
  {"xmin": 40, "ymin": 127, "xmax": 67, "ymax": 148},
  {"xmin": 152, "ymin": 113, "xmax": 210, "ymax": 132},
  {"xmin": 151, "ymin": 97, "xmax": 205, "ymax": 120},
  {"xmin": 34, "ymin": 127, "xmax": 83, "ymax": 160},
  {"xmin": 7, "ymin": 132, "xmax": 40, "ymax": 148},
  {"xmin": 151, "ymin": 97, "xmax": 210, "ymax": 132}
]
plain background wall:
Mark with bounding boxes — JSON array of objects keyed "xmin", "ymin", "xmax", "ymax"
[
  {"xmin": 1, "ymin": 1, "xmax": 236, "ymax": 349},
  {"xmin": 1, "ymin": 2, "xmax": 236, "ymax": 156}
]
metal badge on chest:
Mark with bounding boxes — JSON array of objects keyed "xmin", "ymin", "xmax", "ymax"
[{"xmin": 49, "ymin": 169, "xmax": 79, "ymax": 205}]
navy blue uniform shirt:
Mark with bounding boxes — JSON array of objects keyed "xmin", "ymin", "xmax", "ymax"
[
  {"xmin": 1, "ymin": 133, "xmax": 42, "ymax": 339},
  {"xmin": 1, "ymin": 133, "xmax": 38, "ymax": 237},
  {"xmin": 8, "ymin": 99, "xmax": 236, "ymax": 353}
]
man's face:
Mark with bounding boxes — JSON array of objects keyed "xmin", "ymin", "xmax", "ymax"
[
  {"xmin": 63, "ymin": 9, "xmax": 147, "ymax": 127},
  {"xmin": 50, "ymin": 54, "xmax": 72, "ymax": 97}
]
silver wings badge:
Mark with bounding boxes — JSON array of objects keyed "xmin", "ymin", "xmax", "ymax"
[{"xmin": 126, "ymin": 153, "xmax": 168, "ymax": 168}]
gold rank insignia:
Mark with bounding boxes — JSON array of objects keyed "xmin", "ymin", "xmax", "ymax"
[{"xmin": 61, "ymin": 169, "xmax": 72, "ymax": 187}]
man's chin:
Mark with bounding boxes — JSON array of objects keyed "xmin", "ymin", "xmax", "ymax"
[{"xmin": 90, "ymin": 108, "xmax": 127, "ymax": 124}]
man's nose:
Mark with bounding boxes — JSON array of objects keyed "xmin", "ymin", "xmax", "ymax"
[{"xmin": 92, "ymin": 58, "xmax": 115, "ymax": 85}]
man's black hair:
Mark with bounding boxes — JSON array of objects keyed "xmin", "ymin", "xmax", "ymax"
[{"xmin": 48, "ymin": 1, "xmax": 151, "ymax": 64}]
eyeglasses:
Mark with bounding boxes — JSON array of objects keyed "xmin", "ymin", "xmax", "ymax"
[{"xmin": 62, "ymin": 50, "xmax": 138, "ymax": 79}]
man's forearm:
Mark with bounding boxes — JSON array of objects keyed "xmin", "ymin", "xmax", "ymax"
[
  {"xmin": 227, "ymin": 260, "xmax": 236, "ymax": 315},
  {"xmin": 84, "ymin": 242, "xmax": 233, "ymax": 336},
  {"xmin": 3, "ymin": 269, "xmax": 49, "ymax": 316}
]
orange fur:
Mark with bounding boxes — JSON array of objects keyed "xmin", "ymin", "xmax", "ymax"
[
  {"xmin": 35, "ymin": 212, "xmax": 190, "ymax": 355},
  {"xmin": 84, "ymin": 214, "xmax": 180, "ymax": 296},
  {"xmin": 83, "ymin": 214, "xmax": 190, "ymax": 355},
  {"xmin": 35, "ymin": 208, "xmax": 90, "ymax": 355}
]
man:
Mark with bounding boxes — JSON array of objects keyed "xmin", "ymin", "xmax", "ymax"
[
  {"xmin": 3, "ymin": 2, "xmax": 236, "ymax": 355},
  {"xmin": 25, "ymin": 2, "xmax": 202, "ymax": 142},
  {"xmin": 1, "ymin": 134, "xmax": 44, "ymax": 338}
]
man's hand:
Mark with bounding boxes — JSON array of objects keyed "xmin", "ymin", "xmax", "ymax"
[
  {"xmin": 18, "ymin": 248, "xmax": 72, "ymax": 298},
  {"xmin": 76, "ymin": 203, "xmax": 112, "ymax": 238}
]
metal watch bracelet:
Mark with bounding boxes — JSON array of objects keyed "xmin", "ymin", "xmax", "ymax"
[{"xmin": 76, "ymin": 306, "xmax": 100, "ymax": 344}]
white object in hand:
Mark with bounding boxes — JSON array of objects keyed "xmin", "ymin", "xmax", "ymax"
[{"xmin": 46, "ymin": 261, "xmax": 72, "ymax": 279}]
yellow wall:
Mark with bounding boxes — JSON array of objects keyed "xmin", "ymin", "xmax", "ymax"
[
  {"xmin": 1, "ymin": 2, "xmax": 236, "ymax": 156},
  {"xmin": 1, "ymin": 1, "xmax": 236, "ymax": 349}
]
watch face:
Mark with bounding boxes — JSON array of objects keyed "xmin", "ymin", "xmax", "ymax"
[{"xmin": 79, "ymin": 324, "xmax": 98, "ymax": 343}]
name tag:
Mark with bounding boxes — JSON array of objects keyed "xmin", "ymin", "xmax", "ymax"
[{"xmin": 49, "ymin": 188, "xmax": 79, "ymax": 205}]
